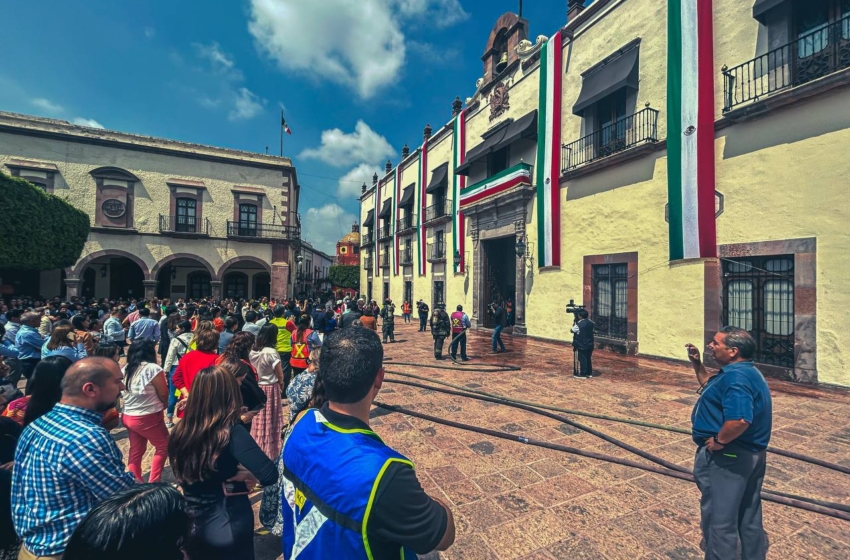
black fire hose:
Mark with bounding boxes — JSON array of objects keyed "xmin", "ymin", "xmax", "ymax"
[
  {"xmin": 384, "ymin": 368, "xmax": 850, "ymax": 477},
  {"xmin": 373, "ymin": 400, "xmax": 850, "ymax": 522}
]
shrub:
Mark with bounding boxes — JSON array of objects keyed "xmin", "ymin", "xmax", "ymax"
[{"xmin": 329, "ymin": 265, "xmax": 360, "ymax": 289}]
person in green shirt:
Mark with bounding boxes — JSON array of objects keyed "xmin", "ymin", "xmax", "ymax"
[{"xmin": 269, "ymin": 305, "xmax": 294, "ymax": 390}]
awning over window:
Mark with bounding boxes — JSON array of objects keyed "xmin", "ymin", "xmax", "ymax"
[
  {"xmin": 454, "ymin": 110, "xmax": 538, "ymax": 176},
  {"xmin": 572, "ymin": 45, "xmax": 640, "ymax": 115},
  {"xmin": 378, "ymin": 198, "xmax": 392, "ymax": 218},
  {"xmin": 398, "ymin": 184, "xmax": 415, "ymax": 207},
  {"xmin": 363, "ymin": 209, "xmax": 374, "ymax": 228},
  {"xmin": 426, "ymin": 162, "xmax": 449, "ymax": 193},
  {"xmin": 752, "ymin": 0, "xmax": 787, "ymax": 22}
]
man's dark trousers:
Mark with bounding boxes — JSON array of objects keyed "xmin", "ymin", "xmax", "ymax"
[
  {"xmin": 693, "ymin": 445, "xmax": 767, "ymax": 560},
  {"xmin": 577, "ymin": 347, "xmax": 593, "ymax": 376},
  {"xmin": 419, "ymin": 313, "xmax": 428, "ymax": 331},
  {"xmin": 449, "ymin": 332, "xmax": 467, "ymax": 360},
  {"xmin": 20, "ymin": 358, "xmax": 40, "ymax": 395}
]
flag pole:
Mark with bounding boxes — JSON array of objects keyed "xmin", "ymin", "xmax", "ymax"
[{"xmin": 280, "ymin": 110, "xmax": 284, "ymax": 157}]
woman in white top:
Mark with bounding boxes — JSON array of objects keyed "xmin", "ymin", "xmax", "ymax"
[
  {"xmin": 248, "ymin": 323, "xmax": 284, "ymax": 461},
  {"xmin": 162, "ymin": 320, "xmax": 194, "ymax": 428},
  {"xmin": 122, "ymin": 339, "xmax": 169, "ymax": 482}
]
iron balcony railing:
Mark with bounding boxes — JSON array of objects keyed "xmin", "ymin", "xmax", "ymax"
[
  {"xmin": 378, "ymin": 224, "xmax": 392, "ymax": 240},
  {"xmin": 379, "ymin": 254, "xmax": 391, "ymax": 268},
  {"xmin": 396, "ymin": 214, "xmax": 417, "ymax": 233},
  {"xmin": 428, "ymin": 242, "xmax": 446, "ymax": 261},
  {"xmin": 401, "ymin": 248, "xmax": 414, "ymax": 265},
  {"xmin": 361, "ymin": 231, "xmax": 373, "ymax": 246},
  {"xmin": 423, "ymin": 200, "xmax": 451, "ymax": 223},
  {"xmin": 363, "ymin": 256, "xmax": 373, "ymax": 270},
  {"xmin": 226, "ymin": 221, "xmax": 300, "ymax": 240},
  {"xmin": 159, "ymin": 214, "xmax": 209, "ymax": 235},
  {"xmin": 723, "ymin": 14, "xmax": 850, "ymax": 111},
  {"xmin": 561, "ymin": 107, "xmax": 659, "ymax": 173}
]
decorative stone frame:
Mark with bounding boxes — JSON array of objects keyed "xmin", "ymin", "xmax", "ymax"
[
  {"xmin": 90, "ymin": 167, "xmax": 138, "ymax": 229},
  {"xmin": 231, "ymin": 187, "xmax": 265, "ymax": 225},
  {"xmin": 704, "ymin": 237, "xmax": 817, "ymax": 383},
  {"xmin": 166, "ymin": 179, "xmax": 206, "ymax": 231},
  {"xmin": 582, "ymin": 252, "xmax": 639, "ymax": 354},
  {"xmin": 5, "ymin": 159, "xmax": 58, "ymax": 193}
]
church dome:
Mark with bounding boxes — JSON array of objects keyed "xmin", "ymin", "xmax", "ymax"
[{"xmin": 340, "ymin": 230, "xmax": 360, "ymax": 244}]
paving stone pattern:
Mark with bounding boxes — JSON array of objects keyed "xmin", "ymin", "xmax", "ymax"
[{"xmin": 119, "ymin": 321, "xmax": 850, "ymax": 559}]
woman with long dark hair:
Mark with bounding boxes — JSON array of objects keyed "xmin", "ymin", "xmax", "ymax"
[
  {"xmin": 41, "ymin": 322, "xmax": 87, "ymax": 362},
  {"xmin": 248, "ymin": 324, "xmax": 283, "ymax": 460},
  {"xmin": 217, "ymin": 332, "xmax": 266, "ymax": 429},
  {"xmin": 2, "ymin": 356, "xmax": 71, "ymax": 426},
  {"xmin": 63, "ymin": 483, "xmax": 190, "ymax": 560},
  {"xmin": 122, "ymin": 340, "xmax": 169, "ymax": 482},
  {"xmin": 167, "ymin": 366, "xmax": 277, "ymax": 560}
]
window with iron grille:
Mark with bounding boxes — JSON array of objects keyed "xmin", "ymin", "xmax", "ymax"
[
  {"xmin": 723, "ymin": 256, "xmax": 795, "ymax": 368},
  {"xmin": 592, "ymin": 263, "xmax": 628, "ymax": 339},
  {"xmin": 433, "ymin": 281, "xmax": 444, "ymax": 307}
]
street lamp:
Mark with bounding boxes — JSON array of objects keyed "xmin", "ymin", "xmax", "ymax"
[
  {"xmin": 514, "ymin": 236, "xmax": 525, "ymax": 258},
  {"xmin": 453, "ymin": 250, "xmax": 461, "ymax": 269}
]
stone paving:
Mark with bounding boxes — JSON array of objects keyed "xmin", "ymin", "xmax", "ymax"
[{"xmin": 118, "ymin": 320, "xmax": 850, "ymax": 559}]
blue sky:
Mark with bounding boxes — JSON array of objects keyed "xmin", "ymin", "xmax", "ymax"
[{"xmin": 0, "ymin": 0, "xmax": 567, "ymax": 253}]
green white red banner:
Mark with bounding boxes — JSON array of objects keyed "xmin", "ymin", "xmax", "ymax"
[
  {"xmin": 667, "ymin": 0, "xmax": 717, "ymax": 260},
  {"xmin": 460, "ymin": 163, "xmax": 532, "ymax": 206},
  {"xmin": 452, "ymin": 111, "xmax": 466, "ymax": 274},
  {"xmin": 418, "ymin": 142, "xmax": 427, "ymax": 276},
  {"xmin": 536, "ymin": 30, "xmax": 563, "ymax": 268}
]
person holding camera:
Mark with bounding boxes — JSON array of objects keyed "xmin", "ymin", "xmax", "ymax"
[
  {"xmin": 686, "ymin": 328, "xmax": 772, "ymax": 560},
  {"xmin": 430, "ymin": 304, "xmax": 451, "ymax": 360},
  {"xmin": 416, "ymin": 300, "xmax": 430, "ymax": 332},
  {"xmin": 570, "ymin": 309, "xmax": 594, "ymax": 378},
  {"xmin": 490, "ymin": 302, "xmax": 506, "ymax": 354}
]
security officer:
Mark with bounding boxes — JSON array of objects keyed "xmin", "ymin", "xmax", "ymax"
[
  {"xmin": 570, "ymin": 309, "xmax": 594, "ymax": 378},
  {"xmin": 380, "ymin": 298, "xmax": 396, "ymax": 343},
  {"xmin": 449, "ymin": 305, "xmax": 471, "ymax": 362},
  {"xmin": 416, "ymin": 299, "xmax": 430, "ymax": 332},
  {"xmin": 430, "ymin": 303, "xmax": 451, "ymax": 360}
]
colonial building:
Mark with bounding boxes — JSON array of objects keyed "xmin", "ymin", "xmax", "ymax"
[
  {"xmin": 361, "ymin": 0, "xmax": 850, "ymax": 387},
  {"xmin": 0, "ymin": 111, "xmax": 300, "ymax": 301},
  {"xmin": 293, "ymin": 240, "xmax": 333, "ymax": 300},
  {"xmin": 333, "ymin": 224, "xmax": 361, "ymax": 300}
]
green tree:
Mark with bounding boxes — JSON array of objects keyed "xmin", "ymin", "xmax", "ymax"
[
  {"xmin": 0, "ymin": 173, "xmax": 89, "ymax": 270},
  {"xmin": 329, "ymin": 265, "xmax": 360, "ymax": 289}
]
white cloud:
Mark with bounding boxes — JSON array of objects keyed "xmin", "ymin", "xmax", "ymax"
[
  {"xmin": 193, "ymin": 41, "xmax": 235, "ymax": 72},
  {"xmin": 71, "ymin": 117, "xmax": 105, "ymax": 129},
  {"xmin": 248, "ymin": 0, "xmax": 468, "ymax": 98},
  {"xmin": 407, "ymin": 40, "xmax": 460, "ymax": 65},
  {"xmin": 228, "ymin": 88, "xmax": 265, "ymax": 121},
  {"xmin": 144, "ymin": 27, "xmax": 156, "ymax": 38},
  {"xmin": 338, "ymin": 163, "xmax": 379, "ymax": 198},
  {"xmin": 301, "ymin": 203, "xmax": 358, "ymax": 254},
  {"xmin": 31, "ymin": 98, "xmax": 64, "ymax": 115},
  {"xmin": 300, "ymin": 120, "xmax": 394, "ymax": 168}
]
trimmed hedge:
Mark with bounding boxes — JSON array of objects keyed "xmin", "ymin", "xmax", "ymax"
[
  {"xmin": 0, "ymin": 172, "xmax": 89, "ymax": 270},
  {"xmin": 329, "ymin": 265, "xmax": 360, "ymax": 289}
]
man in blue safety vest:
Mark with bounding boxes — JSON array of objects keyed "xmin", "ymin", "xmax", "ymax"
[{"xmin": 281, "ymin": 327, "xmax": 455, "ymax": 559}]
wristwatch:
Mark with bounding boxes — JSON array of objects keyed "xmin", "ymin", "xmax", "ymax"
[{"xmin": 713, "ymin": 435, "xmax": 725, "ymax": 446}]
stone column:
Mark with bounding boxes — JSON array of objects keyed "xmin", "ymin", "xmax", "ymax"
[
  {"xmin": 470, "ymin": 228, "xmax": 482, "ymax": 328},
  {"xmin": 513, "ymin": 220, "xmax": 527, "ymax": 336},
  {"xmin": 143, "ymin": 280, "xmax": 158, "ymax": 300},
  {"xmin": 210, "ymin": 280, "xmax": 223, "ymax": 301},
  {"xmin": 271, "ymin": 263, "xmax": 290, "ymax": 300},
  {"xmin": 64, "ymin": 278, "xmax": 82, "ymax": 299}
]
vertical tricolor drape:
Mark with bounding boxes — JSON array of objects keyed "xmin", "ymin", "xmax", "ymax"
[
  {"xmin": 667, "ymin": 0, "xmax": 717, "ymax": 260},
  {"xmin": 418, "ymin": 142, "xmax": 428, "ymax": 276},
  {"xmin": 374, "ymin": 178, "xmax": 381, "ymax": 277},
  {"xmin": 536, "ymin": 30, "xmax": 563, "ymax": 269},
  {"xmin": 452, "ymin": 111, "xmax": 466, "ymax": 274},
  {"xmin": 392, "ymin": 168, "xmax": 400, "ymax": 276}
]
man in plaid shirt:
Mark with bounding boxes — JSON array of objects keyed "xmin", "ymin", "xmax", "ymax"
[{"xmin": 12, "ymin": 357, "xmax": 134, "ymax": 559}]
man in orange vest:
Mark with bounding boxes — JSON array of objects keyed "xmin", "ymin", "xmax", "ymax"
[
  {"xmin": 401, "ymin": 301, "xmax": 412, "ymax": 323},
  {"xmin": 449, "ymin": 305, "xmax": 471, "ymax": 362}
]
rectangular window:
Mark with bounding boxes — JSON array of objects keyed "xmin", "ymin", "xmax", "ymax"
[
  {"xmin": 176, "ymin": 198, "xmax": 197, "ymax": 232},
  {"xmin": 595, "ymin": 89, "xmax": 628, "ymax": 156},
  {"xmin": 723, "ymin": 256, "xmax": 795, "ymax": 367},
  {"xmin": 433, "ymin": 281, "xmax": 444, "ymax": 307},
  {"xmin": 383, "ymin": 282, "xmax": 390, "ymax": 301},
  {"xmin": 592, "ymin": 263, "xmax": 628, "ymax": 339},
  {"xmin": 404, "ymin": 281, "xmax": 413, "ymax": 304},
  {"xmin": 238, "ymin": 204, "xmax": 258, "ymax": 236}
]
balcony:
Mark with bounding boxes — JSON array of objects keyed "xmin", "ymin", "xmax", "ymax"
[
  {"xmin": 378, "ymin": 225, "xmax": 392, "ymax": 241},
  {"xmin": 363, "ymin": 256, "xmax": 373, "ymax": 271},
  {"xmin": 723, "ymin": 15, "xmax": 850, "ymax": 114},
  {"xmin": 561, "ymin": 107, "xmax": 659, "ymax": 176},
  {"xmin": 226, "ymin": 221, "xmax": 300, "ymax": 241},
  {"xmin": 159, "ymin": 214, "xmax": 209, "ymax": 236},
  {"xmin": 423, "ymin": 199, "xmax": 451, "ymax": 225},
  {"xmin": 400, "ymin": 248, "xmax": 414, "ymax": 265},
  {"xmin": 427, "ymin": 242, "xmax": 446, "ymax": 262},
  {"xmin": 361, "ymin": 231, "xmax": 373, "ymax": 246},
  {"xmin": 396, "ymin": 214, "xmax": 417, "ymax": 234},
  {"xmin": 379, "ymin": 254, "xmax": 391, "ymax": 269}
]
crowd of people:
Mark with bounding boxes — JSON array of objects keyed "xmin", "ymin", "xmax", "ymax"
[{"xmin": 0, "ymin": 293, "xmax": 456, "ymax": 559}]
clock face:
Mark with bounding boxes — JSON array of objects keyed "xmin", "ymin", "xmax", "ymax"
[{"xmin": 102, "ymin": 199, "xmax": 126, "ymax": 218}]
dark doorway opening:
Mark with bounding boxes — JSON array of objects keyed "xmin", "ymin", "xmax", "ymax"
[
  {"xmin": 404, "ymin": 281, "xmax": 413, "ymax": 306},
  {"xmin": 106, "ymin": 258, "xmax": 145, "ymax": 300},
  {"xmin": 253, "ymin": 273, "xmax": 271, "ymax": 300},
  {"xmin": 481, "ymin": 236, "xmax": 516, "ymax": 328},
  {"xmin": 433, "ymin": 280, "xmax": 444, "ymax": 309},
  {"xmin": 82, "ymin": 268, "xmax": 97, "ymax": 299}
]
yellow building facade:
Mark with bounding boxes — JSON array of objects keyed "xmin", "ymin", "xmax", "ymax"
[{"xmin": 361, "ymin": 0, "xmax": 850, "ymax": 386}]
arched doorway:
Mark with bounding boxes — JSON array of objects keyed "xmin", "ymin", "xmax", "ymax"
[
  {"xmin": 253, "ymin": 273, "xmax": 270, "ymax": 299},
  {"xmin": 153, "ymin": 256, "xmax": 215, "ymax": 301},
  {"xmin": 224, "ymin": 272, "xmax": 249, "ymax": 299},
  {"xmin": 82, "ymin": 268, "xmax": 96, "ymax": 299},
  {"xmin": 80, "ymin": 256, "xmax": 145, "ymax": 300},
  {"xmin": 187, "ymin": 271, "xmax": 212, "ymax": 300}
]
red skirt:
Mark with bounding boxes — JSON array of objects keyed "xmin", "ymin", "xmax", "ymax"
[{"xmin": 250, "ymin": 384, "xmax": 282, "ymax": 460}]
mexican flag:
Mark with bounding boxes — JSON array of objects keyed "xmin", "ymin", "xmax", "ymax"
[
  {"xmin": 667, "ymin": 0, "xmax": 717, "ymax": 260},
  {"xmin": 452, "ymin": 111, "xmax": 466, "ymax": 274},
  {"xmin": 536, "ymin": 30, "xmax": 563, "ymax": 268}
]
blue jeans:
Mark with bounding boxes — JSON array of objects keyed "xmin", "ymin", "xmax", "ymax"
[
  {"xmin": 492, "ymin": 325, "xmax": 505, "ymax": 351},
  {"xmin": 167, "ymin": 365, "xmax": 179, "ymax": 417}
]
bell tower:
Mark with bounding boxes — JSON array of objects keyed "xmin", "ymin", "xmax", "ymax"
[{"xmin": 481, "ymin": 13, "xmax": 529, "ymax": 84}]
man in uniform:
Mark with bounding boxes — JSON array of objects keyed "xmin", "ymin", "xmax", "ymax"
[
  {"xmin": 416, "ymin": 300, "xmax": 429, "ymax": 332},
  {"xmin": 570, "ymin": 309, "xmax": 595, "ymax": 378},
  {"xmin": 380, "ymin": 299, "xmax": 396, "ymax": 343},
  {"xmin": 430, "ymin": 303, "xmax": 451, "ymax": 360},
  {"xmin": 449, "ymin": 305, "xmax": 471, "ymax": 362}
]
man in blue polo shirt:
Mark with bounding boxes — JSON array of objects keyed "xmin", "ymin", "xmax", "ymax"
[{"xmin": 686, "ymin": 327, "xmax": 772, "ymax": 560}]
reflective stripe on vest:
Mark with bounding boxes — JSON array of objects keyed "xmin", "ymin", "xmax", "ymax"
[
  {"xmin": 292, "ymin": 343, "xmax": 308, "ymax": 359},
  {"xmin": 450, "ymin": 311, "xmax": 464, "ymax": 333}
]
